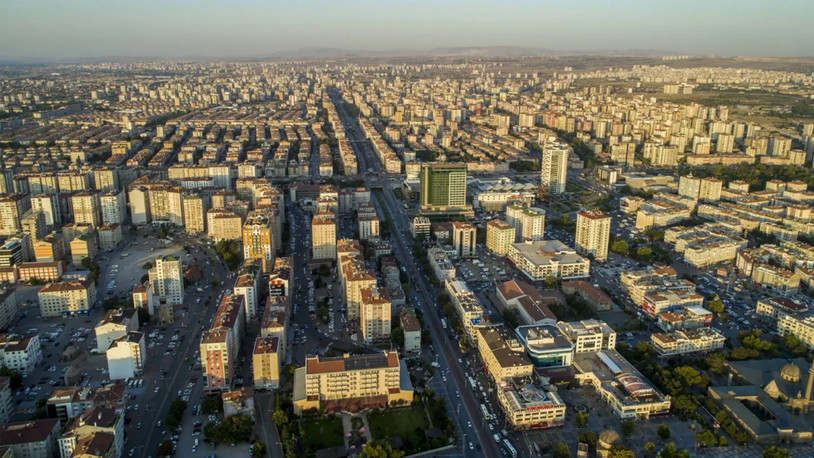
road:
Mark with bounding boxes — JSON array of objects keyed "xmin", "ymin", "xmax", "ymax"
[{"xmin": 334, "ymin": 94, "xmax": 499, "ymax": 458}]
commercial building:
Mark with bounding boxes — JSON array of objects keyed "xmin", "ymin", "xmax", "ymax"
[
  {"xmin": 311, "ymin": 209, "xmax": 337, "ymax": 260},
  {"xmin": 38, "ymin": 279, "xmax": 97, "ymax": 317},
  {"xmin": 242, "ymin": 212, "xmax": 274, "ymax": 273},
  {"xmin": 575, "ymin": 211, "xmax": 611, "ymax": 261},
  {"xmin": 556, "ymin": 320, "xmax": 617, "ymax": 354},
  {"xmin": 419, "ymin": 163, "xmax": 472, "ymax": 217},
  {"xmin": 410, "ymin": 216, "xmax": 431, "ymax": 239},
  {"xmin": 252, "ymin": 336, "xmax": 280, "ymax": 390},
  {"xmin": 427, "ymin": 247, "xmax": 456, "ymax": 282},
  {"xmin": 656, "ymin": 306, "xmax": 713, "ymax": 331},
  {"xmin": 514, "ymin": 325, "xmax": 574, "ymax": 368},
  {"xmin": 540, "ymin": 142, "xmax": 569, "ymax": 195},
  {"xmin": 650, "ymin": 328, "xmax": 725, "ymax": 356},
  {"xmin": 149, "ymin": 255, "xmax": 183, "ymax": 305},
  {"xmin": 495, "ymin": 279, "xmax": 557, "ymax": 326},
  {"xmin": 505, "ymin": 205, "xmax": 546, "ymax": 242},
  {"xmin": 486, "ymin": 219, "xmax": 515, "ymax": 255},
  {"xmin": 508, "ymin": 240, "xmax": 590, "ymax": 282},
  {"xmin": 106, "ymin": 331, "xmax": 145, "ymax": 380},
  {"xmin": 451, "ymin": 222, "xmax": 476, "ymax": 258},
  {"xmin": 292, "ymin": 351, "xmax": 414, "ymax": 414},
  {"xmin": 445, "ymin": 278, "xmax": 485, "ymax": 342}
]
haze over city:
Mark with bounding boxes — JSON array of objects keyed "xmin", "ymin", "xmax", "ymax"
[{"xmin": 2, "ymin": 0, "xmax": 814, "ymax": 60}]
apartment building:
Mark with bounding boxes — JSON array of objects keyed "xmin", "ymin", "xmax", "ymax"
[
  {"xmin": 311, "ymin": 209, "xmax": 337, "ymax": 260},
  {"xmin": 575, "ymin": 210, "xmax": 611, "ymax": 261},
  {"xmin": 540, "ymin": 142, "xmax": 569, "ymax": 195},
  {"xmin": 292, "ymin": 351, "xmax": 413, "ymax": 414},
  {"xmin": 451, "ymin": 222, "xmax": 476, "ymax": 258},
  {"xmin": 556, "ymin": 320, "xmax": 617, "ymax": 354},
  {"xmin": 57, "ymin": 405, "xmax": 124, "ymax": 458},
  {"xmin": 99, "ymin": 191, "xmax": 126, "ymax": 226},
  {"xmin": 0, "ymin": 418, "xmax": 60, "ymax": 458},
  {"xmin": 149, "ymin": 255, "xmax": 183, "ymax": 305},
  {"xmin": 38, "ymin": 279, "xmax": 97, "ymax": 317},
  {"xmin": 206, "ymin": 209, "xmax": 243, "ymax": 241},
  {"xmin": 506, "ymin": 205, "xmax": 546, "ymax": 242},
  {"xmin": 508, "ymin": 240, "xmax": 590, "ymax": 281},
  {"xmin": 132, "ymin": 284, "xmax": 154, "ymax": 316},
  {"xmin": 477, "ymin": 325, "xmax": 534, "ymax": 381},
  {"xmin": 94, "ymin": 308, "xmax": 138, "ymax": 353},
  {"xmin": 400, "ymin": 308, "xmax": 422, "ymax": 355},
  {"xmin": 252, "ymin": 336, "xmax": 280, "ymax": 390},
  {"xmin": 182, "ymin": 194, "xmax": 208, "ymax": 234},
  {"xmin": 358, "ymin": 213, "xmax": 380, "ymax": 241},
  {"xmin": 778, "ymin": 315, "xmax": 814, "ymax": 351},
  {"xmin": 0, "ymin": 193, "xmax": 31, "ymax": 236},
  {"xmin": 242, "ymin": 212, "xmax": 274, "ymax": 273},
  {"xmin": 0, "ymin": 335, "xmax": 42, "ymax": 377},
  {"xmin": 651, "ymin": 328, "xmax": 725, "ymax": 356},
  {"xmin": 678, "ymin": 175, "xmax": 723, "ymax": 201},
  {"xmin": 71, "ymin": 191, "xmax": 101, "ymax": 228},
  {"xmin": 486, "ymin": 219, "xmax": 515, "ymax": 255},
  {"xmin": 0, "ymin": 287, "xmax": 20, "ymax": 332},
  {"xmin": 445, "ymin": 278, "xmax": 485, "ymax": 342},
  {"xmin": 360, "ymin": 286, "xmax": 391, "ymax": 344},
  {"xmin": 31, "ymin": 194, "xmax": 61, "ymax": 228},
  {"xmin": 106, "ymin": 331, "xmax": 145, "ymax": 380},
  {"xmin": 234, "ymin": 261, "xmax": 261, "ymax": 318},
  {"xmin": 411, "ymin": 216, "xmax": 431, "ymax": 239},
  {"xmin": 201, "ymin": 295, "xmax": 245, "ymax": 393}
]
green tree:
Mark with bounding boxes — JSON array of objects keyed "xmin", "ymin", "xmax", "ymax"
[
  {"xmin": 251, "ymin": 441, "xmax": 267, "ymax": 457},
  {"xmin": 157, "ymin": 440, "xmax": 175, "ymax": 457},
  {"xmin": 609, "ymin": 445, "xmax": 635, "ymax": 458},
  {"xmin": 658, "ymin": 423, "xmax": 670, "ymax": 440},
  {"xmin": 620, "ymin": 419, "xmax": 635, "ymax": 437},
  {"xmin": 544, "ymin": 275, "xmax": 558, "ymax": 287},
  {"xmin": 707, "ymin": 297, "xmax": 724, "ymax": 314},
  {"xmin": 658, "ymin": 442, "xmax": 690, "ymax": 458},
  {"xmin": 696, "ymin": 430, "xmax": 717, "ymax": 447},
  {"xmin": 611, "ymin": 239, "xmax": 629, "ymax": 256},
  {"xmin": 502, "ymin": 308, "xmax": 519, "ymax": 328},
  {"xmin": 552, "ymin": 442, "xmax": 571, "ymax": 458},
  {"xmin": 359, "ymin": 441, "xmax": 406, "ymax": 458},
  {"xmin": 143, "ymin": 262, "xmax": 153, "ymax": 270},
  {"xmin": 140, "ymin": 274, "xmax": 149, "ymax": 283},
  {"xmin": 201, "ymin": 396, "xmax": 223, "ymax": 414},
  {"xmin": 391, "ymin": 327, "xmax": 405, "ymax": 348},
  {"xmin": 575, "ymin": 411, "xmax": 589, "ymax": 427},
  {"xmin": 578, "ymin": 431, "xmax": 597, "ymax": 447},
  {"xmin": 636, "ymin": 247, "xmax": 652, "ymax": 259},
  {"xmin": 762, "ymin": 446, "xmax": 791, "ymax": 458},
  {"xmin": 645, "ymin": 442, "xmax": 656, "ymax": 455}
]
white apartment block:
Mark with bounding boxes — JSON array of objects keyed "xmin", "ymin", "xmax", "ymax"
[
  {"xmin": 651, "ymin": 328, "xmax": 725, "ymax": 356},
  {"xmin": 106, "ymin": 331, "xmax": 145, "ymax": 380},
  {"xmin": 486, "ymin": 219, "xmax": 515, "ymax": 255},
  {"xmin": 150, "ymin": 255, "xmax": 183, "ymax": 305},
  {"xmin": 778, "ymin": 315, "xmax": 814, "ymax": 350},
  {"xmin": 100, "ymin": 191, "xmax": 126, "ymax": 226},
  {"xmin": 506, "ymin": 205, "xmax": 546, "ymax": 242},
  {"xmin": 556, "ymin": 320, "xmax": 617, "ymax": 353},
  {"xmin": 38, "ymin": 280, "xmax": 97, "ymax": 318},
  {"xmin": 452, "ymin": 222, "xmax": 476, "ymax": 258},
  {"xmin": 541, "ymin": 142, "xmax": 569, "ymax": 195},
  {"xmin": 508, "ymin": 240, "xmax": 590, "ymax": 281},
  {"xmin": 575, "ymin": 211, "xmax": 611, "ymax": 261},
  {"xmin": 0, "ymin": 335, "xmax": 42, "ymax": 377}
]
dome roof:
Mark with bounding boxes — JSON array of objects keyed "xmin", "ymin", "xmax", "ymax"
[
  {"xmin": 598, "ymin": 429, "xmax": 620, "ymax": 448},
  {"xmin": 781, "ymin": 362, "xmax": 801, "ymax": 382}
]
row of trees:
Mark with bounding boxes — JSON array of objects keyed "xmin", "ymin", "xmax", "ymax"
[
  {"xmin": 165, "ymin": 399, "xmax": 187, "ymax": 430},
  {"xmin": 203, "ymin": 414, "xmax": 254, "ymax": 445},
  {"xmin": 215, "ymin": 240, "xmax": 242, "ymax": 271}
]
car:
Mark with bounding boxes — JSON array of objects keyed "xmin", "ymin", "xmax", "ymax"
[
  {"xmin": 469, "ymin": 442, "xmax": 475, "ymax": 450},
  {"xmin": 467, "ymin": 421, "xmax": 471, "ymax": 428},
  {"xmin": 129, "ymin": 449, "xmax": 135, "ymax": 456},
  {"xmin": 157, "ymin": 420, "xmax": 162, "ymax": 427}
]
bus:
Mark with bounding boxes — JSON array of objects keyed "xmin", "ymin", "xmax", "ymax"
[
  {"xmin": 441, "ymin": 318, "xmax": 448, "ymax": 329},
  {"xmin": 502, "ymin": 439, "xmax": 517, "ymax": 458},
  {"xmin": 480, "ymin": 404, "xmax": 493, "ymax": 421}
]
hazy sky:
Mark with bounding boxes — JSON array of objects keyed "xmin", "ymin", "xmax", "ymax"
[{"xmin": 1, "ymin": 0, "xmax": 813, "ymax": 59}]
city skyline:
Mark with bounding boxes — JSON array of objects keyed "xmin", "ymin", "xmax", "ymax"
[{"xmin": 1, "ymin": 0, "xmax": 814, "ymax": 60}]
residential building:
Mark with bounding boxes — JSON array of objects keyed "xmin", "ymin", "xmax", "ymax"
[
  {"xmin": 650, "ymin": 328, "xmax": 725, "ymax": 356},
  {"xmin": 234, "ymin": 262, "xmax": 261, "ymax": 318},
  {"xmin": 149, "ymin": 255, "xmax": 183, "ymax": 305},
  {"xmin": 486, "ymin": 219, "xmax": 514, "ymax": 255},
  {"xmin": 495, "ymin": 279, "xmax": 558, "ymax": 326},
  {"xmin": 183, "ymin": 194, "xmax": 208, "ymax": 234},
  {"xmin": 360, "ymin": 286, "xmax": 391, "ymax": 344},
  {"xmin": 201, "ymin": 295, "xmax": 246, "ymax": 393},
  {"xmin": 556, "ymin": 320, "xmax": 617, "ymax": 354},
  {"xmin": 477, "ymin": 325, "xmax": 534, "ymax": 381},
  {"xmin": 0, "ymin": 335, "xmax": 42, "ymax": 377},
  {"xmin": 451, "ymin": 222, "xmax": 476, "ymax": 258},
  {"xmin": 38, "ymin": 279, "xmax": 96, "ymax": 317},
  {"xmin": 94, "ymin": 309, "xmax": 138, "ymax": 353},
  {"xmin": 505, "ymin": 205, "xmax": 546, "ymax": 242},
  {"xmin": 131, "ymin": 284, "xmax": 154, "ymax": 316},
  {"xmin": 427, "ymin": 247, "xmax": 456, "ymax": 282},
  {"xmin": 97, "ymin": 224, "xmax": 122, "ymax": 252},
  {"xmin": 242, "ymin": 212, "xmax": 274, "ymax": 273},
  {"xmin": 778, "ymin": 315, "xmax": 814, "ymax": 350},
  {"xmin": 508, "ymin": 240, "xmax": 590, "ymax": 281},
  {"xmin": 756, "ymin": 297, "xmax": 808, "ymax": 322},
  {"xmin": 71, "ymin": 192, "xmax": 101, "ymax": 228},
  {"xmin": 222, "ymin": 388, "xmax": 255, "ymax": 419},
  {"xmin": 252, "ymin": 336, "xmax": 280, "ymax": 390},
  {"xmin": 400, "ymin": 308, "xmax": 421, "ymax": 355},
  {"xmin": 291, "ymin": 351, "xmax": 414, "ymax": 414},
  {"xmin": 0, "ymin": 287, "xmax": 20, "ymax": 332},
  {"xmin": 575, "ymin": 210, "xmax": 611, "ymax": 261},
  {"xmin": 106, "ymin": 331, "xmax": 145, "ymax": 380},
  {"xmin": 561, "ymin": 280, "xmax": 613, "ymax": 312},
  {"xmin": 0, "ymin": 418, "xmax": 60, "ymax": 458},
  {"xmin": 0, "ymin": 194, "xmax": 31, "ymax": 236},
  {"xmin": 678, "ymin": 175, "xmax": 722, "ymax": 202},
  {"xmin": 311, "ymin": 209, "xmax": 336, "ymax": 260},
  {"xmin": 446, "ymin": 278, "xmax": 485, "ymax": 342},
  {"xmin": 57, "ymin": 406, "xmax": 123, "ymax": 458},
  {"xmin": 99, "ymin": 191, "xmax": 126, "ymax": 226},
  {"xmin": 207, "ymin": 209, "xmax": 242, "ymax": 241},
  {"xmin": 0, "ymin": 376, "xmax": 12, "ymax": 423},
  {"xmin": 540, "ymin": 142, "xmax": 569, "ymax": 195}
]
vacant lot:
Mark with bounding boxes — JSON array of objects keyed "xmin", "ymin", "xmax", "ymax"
[
  {"xmin": 300, "ymin": 416, "xmax": 345, "ymax": 454},
  {"xmin": 368, "ymin": 405, "xmax": 429, "ymax": 440}
]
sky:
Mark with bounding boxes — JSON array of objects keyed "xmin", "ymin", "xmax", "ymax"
[{"xmin": 1, "ymin": 0, "xmax": 813, "ymax": 60}]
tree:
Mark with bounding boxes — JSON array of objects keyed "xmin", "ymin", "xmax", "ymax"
[
  {"xmin": 552, "ymin": 442, "xmax": 571, "ymax": 458},
  {"xmin": 636, "ymin": 247, "xmax": 652, "ymax": 259},
  {"xmin": 544, "ymin": 275, "xmax": 558, "ymax": 287},
  {"xmin": 696, "ymin": 430, "xmax": 717, "ymax": 447},
  {"xmin": 575, "ymin": 411, "xmax": 589, "ymax": 427},
  {"xmin": 201, "ymin": 396, "xmax": 223, "ymax": 414},
  {"xmin": 360, "ymin": 441, "xmax": 406, "ymax": 458},
  {"xmin": 140, "ymin": 274, "xmax": 149, "ymax": 283},
  {"xmin": 251, "ymin": 441, "xmax": 267, "ymax": 457},
  {"xmin": 272, "ymin": 408, "xmax": 288, "ymax": 427},
  {"xmin": 609, "ymin": 445, "xmax": 635, "ymax": 458},
  {"xmin": 143, "ymin": 262, "xmax": 153, "ymax": 270},
  {"xmin": 611, "ymin": 240, "xmax": 629, "ymax": 256},
  {"xmin": 620, "ymin": 419, "xmax": 635, "ymax": 437},
  {"xmin": 658, "ymin": 442, "xmax": 690, "ymax": 458},
  {"xmin": 707, "ymin": 297, "xmax": 724, "ymax": 314},
  {"xmin": 391, "ymin": 327, "xmax": 405, "ymax": 348},
  {"xmin": 502, "ymin": 308, "xmax": 519, "ymax": 328},
  {"xmin": 645, "ymin": 442, "xmax": 656, "ymax": 455},
  {"xmin": 578, "ymin": 431, "xmax": 597, "ymax": 448},
  {"xmin": 157, "ymin": 440, "xmax": 175, "ymax": 457},
  {"xmin": 658, "ymin": 423, "xmax": 670, "ymax": 440},
  {"xmin": 762, "ymin": 446, "xmax": 791, "ymax": 458},
  {"xmin": 0, "ymin": 366, "xmax": 22, "ymax": 390}
]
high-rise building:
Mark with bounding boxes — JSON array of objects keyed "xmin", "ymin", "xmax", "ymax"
[
  {"xmin": 100, "ymin": 190, "xmax": 126, "ymax": 226},
  {"xmin": 311, "ymin": 209, "xmax": 336, "ymax": 260},
  {"xmin": 252, "ymin": 336, "xmax": 280, "ymax": 390},
  {"xmin": 506, "ymin": 205, "xmax": 546, "ymax": 242},
  {"xmin": 182, "ymin": 194, "xmax": 208, "ymax": 234},
  {"xmin": 541, "ymin": 142, "xmax": 569, "ymax": 195},
  {"xmin": 486, "ymin": 219, "xmax": 515, "ymax": 255},
  {"xmin": 149, "ymin": 255, "xmax": 183, "ymax": 305},
  {"xmin": 243, "ymin": 212, "xmax": 274, "ymax": 273},
  {"xmin": 419, "ymin": 163, "xmax": 468, "ymax": 213},
  {"xmin": 679, "ymin": 175, "xmax": 722, "ymax": 201},
  {"xmin": 31, "ymin": 194, "xmax": 61, "ymax": 228},
  {"xmin": 37, "ymin": 279, "xmax": 97, "ymax": 318},
  {"xmin": 106, "ymin": 331, "xmax": 145, "ymax": 381},
  {"xmin": 452, "ymin": 222, "xmax": 476, "ymax": 258},
  {"xmin": 0, "ymin": 193, "xmax": 31, "ymax": 236},
  {"xmin": 207, "ymin": 209, "xmax": 243, "ymax": 241},
  {"xmin": 201, "ymin": 295, "xmax": 245, "ymax": 393},
  {"xmin": 575, "ymin": 210, "xmax": 612, "ymax": 261},
  {"xmin": 128, "ymin": 187, "xmax": 150, "ymax": 225},
  {"xmin": 21, "ymin": 210, "xmax": 47, "ymax": 242},
  {"xmin": 71, "ymin": 191, "xmax": 101, "ymax": 228},
  {"xmin": 167, "ymin": 187, "xmax": 185, "ymax": 227},
  {"xmin": 360, "ymin": 286, "xmax": 391, "ymax": 344}
]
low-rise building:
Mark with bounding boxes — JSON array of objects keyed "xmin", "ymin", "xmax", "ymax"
[
  {"xmin": 650, "ymin": 328, "xmax": 725, "ymax": 356},
  {"xmin": 94, "ymin": 309, "xmax": 138, "ymax": 353},
  {"xmin": 556, "ymin": 320, "xmax": 617, "ymax": 354},
  {"xmin": 561, "ymin": 280, "xmax": 612, "ymax": 311},
  {"xmin": 514, "ymin": 325, "xmax": 574, "ymax": 368},
  {"xmin": 508, "ymin": 240, "xmax": 590, "ymax": 282},
  {"xmin": 400, "ymin": 308, "xmax": 421, "ymax": 355},
  {"xmin": 0, "ymin": 335, "xmax": 42, "ymax": 377},
  {"xmin": 222, "ymin": 387, "xmax": 255, "ymax": 420},
  {"xmin": 495, "ymin": 280, "xmax": 557, "ymax": 326},
  {"xmin": 38, "ymin": 279, "xmax": 97, "ymax": 317},
  {"xmin": 0, "ymin": 418, "xmax": 60, "ymax": 458}
]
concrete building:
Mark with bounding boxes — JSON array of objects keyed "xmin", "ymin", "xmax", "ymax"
[
  {"xmin": 575, "ymin": 210, "xmax": 611, "ymax": 261},
  {"xmin": 0, "ymin": 418, "xmax": 60, "ymax": 458},
  {"xmin": 182, "ymin": 194, "xmax": 208, "ymax": 234},
  {"xmin": 99, "ymin": 191, "xmax": 126, "ymax": 226},
  {"xmin": 149, "ymin": 255, "xmax": 183, "ymax": 305},
  {"xmin": 678, "ymin": 175, "xmax": 722, "ymax": 202},
  {"xmin": 311, "ymin": 209, "xmax": 336, "ymax": 260},
  {"xmin": 360, "ymin": 286, "xmax": 391, "ymax": 344},
  {"xmin": 0, "ymin": 287, "xmax": 21, "ymax": 334},
  {"xmin": 540, "ymin": 142, "xmax": 569, "ymax": 195},
  {"xmin": 0, "ymin": 194, "xmax": 31, "ymax": 236},
  {"xmin": 561, "ymin": 280, "xmax": 613, "ymax": 312},
  {"xmin": 234, "ymin": 262, "xmax": 261, "ymax": 318},
  {"xmin": 505, "ymin": 205, "xmax": 546, "ymax": 242},
  {"xmin": 292, "ymin": 351, "xmax": 413, "ymax": 414},
  {"xmin": 242, "ymin": 212, "xmax": 274, "ymax": 273},
  {"xmin": 31, "ymin": 194, "xmax": 61, "ymax": 228},
  {"xmin": 0, "ymin": 335, "xmax": 42, "ymax": 377},
  {"xmin": 556, "ymin": 320, "xmax": 617, "ymax": 354},
  {"xmin": 132, "ymin": 284, "xmax": 154, "ymax": 316},
  {"xmin": 419, "ymin": 163, "xmax": 468, "ymax": 214},
  {"xmin": 71, "ymin": 192, "xmax": 101, "ymax": 228},
  {"xmin": 201, "ymin": 295, "xmax": 245, "ymax": 393},
  {"xmin": 650, "ymin": 328, "xmax": 725, "ymax": 356},
  {"xmin": 94, "ymin": 309, "xmax": 138, "ymax": 353},
  {"xmin": 495, "ymin": 279, "xmax": 558, "ymax": 326},
  {"xmin": 97, "ymin": 224, "xmax": 122, "ymax": 252},
  {"xmin": 451, "ymin": 222, "xmax": 476, "ymax": 258},
  {"xmin": 206, "ymin": 209, "xmax": 242, "ymax": 241},
  {"xmin": 38, "ymin": 279, "xmax": 97, "ymax": 317},
  {"xmin": 57, "ymin": 406, "xmax": 123, "ymax": 458},
  {"xmin": 252, "ymin": 336, "xmax": 280, "ymax": 390},
  {"xmin": 106, "ymin": 331, "xmax": 145, "ymax": 380},
  {"xmin": 400, "ymin": 308, "xmax": 421, "ymax": 355},
  {"xmin": 508, "ymin": 240, "xmax": 590, "ymax": 281},
  {"xmin": 486, "ymin": 219, "xmax": 515, "ymax": 255},
  {"xmin": 410, "ymin": 216, "xmax": 431, "ymax": 239},
  {"xmin": 777, "ymin": 315, "xmax": 814, "ymax": 350},
  {"xmin": 515, "ymin": 325, "xmax": 574, "ymax": 368}
]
